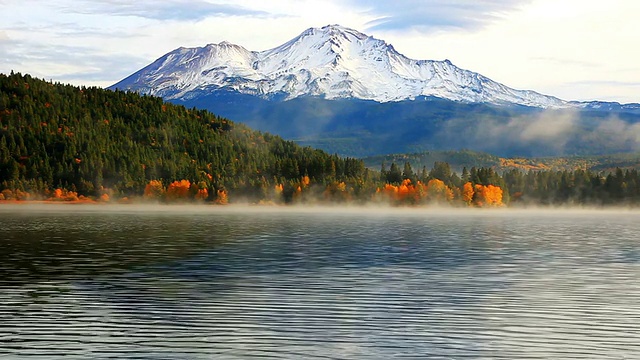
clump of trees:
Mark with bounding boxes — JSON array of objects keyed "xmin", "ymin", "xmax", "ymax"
[
  {"xmin": 142, "ymin": 179, "xmax": 225, "ymax": 204},
  {"xmin": 374, "ymin": 162, "xmax": 504, "ymax": 207}
]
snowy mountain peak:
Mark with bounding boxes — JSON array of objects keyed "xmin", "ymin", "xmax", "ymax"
[
  {"xmin": 110, "ymin": 25, "xmax": 567, "ymax": 108},
  {"xmin": 320, "ymin": 24, "xmax": 370, "ymax": 41},
  {"xmin": 295, "ymin": 24, "xmax": 370, "ymax": 43}
]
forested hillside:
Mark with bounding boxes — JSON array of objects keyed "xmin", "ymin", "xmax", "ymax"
[{"xmin": 0, "ymin": 72, "xmax": 365, "ymax": 202}]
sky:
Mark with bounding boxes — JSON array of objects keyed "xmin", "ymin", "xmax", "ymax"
[{"xmin": 1, "ymin": 0, "xmax": 639, "ymax": 103}]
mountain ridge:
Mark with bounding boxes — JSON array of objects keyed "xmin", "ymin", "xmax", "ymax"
[{"xmin": 111, "ymin": 24, "xmax": 581, "ymax": 108}]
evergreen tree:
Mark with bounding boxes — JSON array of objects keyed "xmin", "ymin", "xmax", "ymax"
[{"xmin": 386, "ymin": 163, "xmax": 403, "ymax": 184}]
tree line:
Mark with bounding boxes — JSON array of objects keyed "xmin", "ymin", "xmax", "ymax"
[{"xmin": 378, "ymin": 161, "xmax": 640, "ymax": 206}]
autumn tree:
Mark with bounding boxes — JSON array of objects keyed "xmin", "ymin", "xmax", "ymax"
[
  {"xmin": 425, "ymin": 179, "xmax": 454, "ymax": 203},
  {"xmin": 144, "ymin": 180, "xmax": 165, "ymax": 200},
  {"xmin": 324, "ymin": 181, "xmax": 349, "ymax": 202},
  {"xmin": 194, "ymin": 182, "xmax": 209, "ymax": 201},
  {"xmin": 462, "ymin": 182, "xmax": 474, "ymax": 205},
  {"xmin": 166, "ymin": 179, "xmax": 191, "ymax": 201},
  {"xmin": 474, "ymin": 184, "xmax": 503, "ymax": 207},
  {"xmin": 397, "ymin": 179, "xmax": 414, "ymax": 203},
  {"xmin": 216, "ymin": 189, "xmax": 228, "ymax": 205},
  {"xmin": 49, "ymin": 188, "xmax": 79, "ymax": 201}
]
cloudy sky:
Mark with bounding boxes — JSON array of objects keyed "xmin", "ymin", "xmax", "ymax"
[{"xmin": 1, "ymin": 0, "xmax": 638, "ymax": 103}]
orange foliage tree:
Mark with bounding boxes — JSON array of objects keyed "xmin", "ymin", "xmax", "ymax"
[
  {"xmin": 377, "ymin": 179, "xmax": 454, "ymax": 206},
  {"xmin": 194, "ymin": 182, "xmax": 209, "ymax": 201},
  {"xmin": 397, "ymin": 179, "xmax": 414, "ymax": 202},
  {"xmin": 474, "ymin": 184, "xmax": 504, "ymax": 207},
  {"xmin": 50, "ymin": 188, "xmax": 78, "ymax": 201},
  {"xmin": 216, "ymin": 189, "xmax": 228, "ymax": 205},
  {"xmin": 166, "ymin": 180, "xmax": 191, "ymax": 201},
  {"xmin": 377, "ymin": 180, "xmax": 415, "ymax": 205},
  {"xmin": 1, "ymin": 189, "xmax": 33, "ymax": 201},
  {"xmin": 144, "ymin": 180, "xmax": 165, "ymax": 200},
  {"xmin": 0, "ymin": 189, "xmax": 12, "ymax": 200}
]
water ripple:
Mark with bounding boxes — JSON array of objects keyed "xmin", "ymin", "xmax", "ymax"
[{"xmin": 0, "ymin": 207, "xmax": 639, "ymax": 359}]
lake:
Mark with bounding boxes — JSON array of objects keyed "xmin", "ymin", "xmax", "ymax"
[{"xmin": 1, "ymin": 205, "xmax": 639, "ymax": 359}]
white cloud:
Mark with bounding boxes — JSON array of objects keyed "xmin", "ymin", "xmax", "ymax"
[
  {"xmin": 63, "ymin": 0, "xmax": 275, "ymax": 20},
  {"xmin": 519, "ymin": 112, "xmax": 576, "ymax": 143},
  {"xmin": 343, "ymin": 0, "xmax": 533, "ymax": 32},
  {"xmin": 596, "ymin": 117, "xmax": 640, "ymax": 145},
  {"xmin": 383, "ymin": 0, "xmax": 640, "ymax": 102}
]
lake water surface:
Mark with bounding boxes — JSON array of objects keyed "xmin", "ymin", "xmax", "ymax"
[{"xmin": 1, "ymin": 205, "xmax": 639, "ymax": 359}]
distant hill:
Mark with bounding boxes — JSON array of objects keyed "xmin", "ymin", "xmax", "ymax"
[
  {"xmin": 362, "ymin": 150, "xmax": 501, "ymax": 173},
  {"xmin": 362, "ymin": 150, "xmax": 640, "ymax": 173},
  {"xmin": 166, "ymin": 93, "xmax": 640, "ymax": 157}
]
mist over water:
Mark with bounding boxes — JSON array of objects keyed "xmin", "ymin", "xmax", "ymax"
[{"xmin": 1, "ymin": 205, "xmax": 639, "ymax": 359}]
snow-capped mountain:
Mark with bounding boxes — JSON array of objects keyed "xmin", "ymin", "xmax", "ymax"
[{"xmin": 110, "ymin": 25, "xmax": 568, "ymax": 108}]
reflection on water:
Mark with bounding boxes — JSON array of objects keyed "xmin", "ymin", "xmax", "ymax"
[{"xmin": 1, "ymin": 205, "xmax": 639, "ymax": 359}]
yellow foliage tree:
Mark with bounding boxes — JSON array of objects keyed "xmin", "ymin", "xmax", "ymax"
[
  {"xmin": 462, "ymin": 182, "xmax": 475, "ymax": 205},
  {"xmin": 425, "ymin": 179, "xmax": 454, "ymax": 203},
  {"xmin": 324, "ymin": 181, "xmax": 349, "ymax": 202},
  {"xmin": 414, "ymin": 181, "xmax": 427, "ymax": 202}
]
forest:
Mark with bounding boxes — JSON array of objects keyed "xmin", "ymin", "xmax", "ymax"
[{"xmin": 1, "ymin": 72, "xmax": 640, "ymax": 207}]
